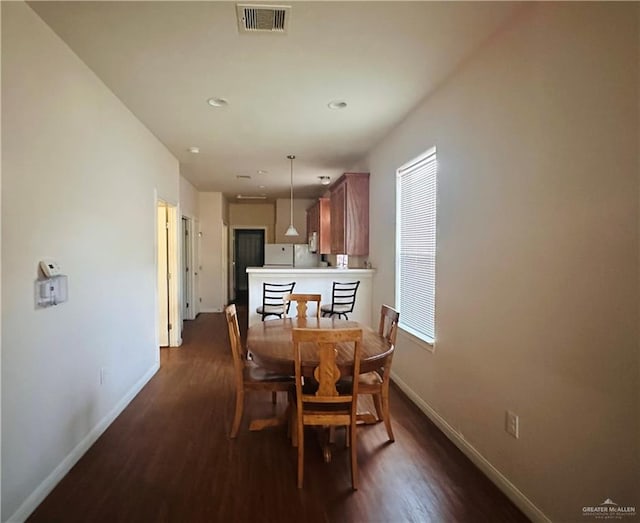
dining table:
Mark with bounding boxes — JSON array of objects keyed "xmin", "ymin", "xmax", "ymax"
[
  {"xmin": 245, "ymin": 316, "xmax": 394, "ymax": 460},
  {"xmin": 247, "ymin": 316, "xmax": 393, "ymax": 379}
]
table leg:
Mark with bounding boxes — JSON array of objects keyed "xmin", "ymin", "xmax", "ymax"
[
  {"xmin": 318, "ymin": 427, "xmax": 332, "ymax": 463},
  {"xmin": 356, "ymin": 411, "xmax": 378, "ymax": 425},
  {"xmin": 249, "ymin": 403, "xmax": 291, "ymax": 432},
  {"xmin": 249, "ymin": 414, "xmax": 287, "ymax": 431}
]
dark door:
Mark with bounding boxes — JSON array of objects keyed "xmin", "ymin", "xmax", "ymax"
[{"xmin": 234, "ymin": 229, "xmax": 265, "ymax": 304}]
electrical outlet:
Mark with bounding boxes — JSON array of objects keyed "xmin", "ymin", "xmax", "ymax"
[
  {"xmin": 100, "ymin": 367, "xmax": 106, "ymax": 386},
  {"xmin": 505, "ymin": 410, "xmax": 519, "ymax": 439}
]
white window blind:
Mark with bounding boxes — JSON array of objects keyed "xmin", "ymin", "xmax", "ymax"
[{"xmin": 396, "ymin": 147, "xmax": 437, "ymax": 343}]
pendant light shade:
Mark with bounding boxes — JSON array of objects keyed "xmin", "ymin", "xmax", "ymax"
[
  {"xmin": 284, "ymin": 154, "xmax": 299, "ymax": 237},
  {"xmin": 285, "ymin": 224, "xmax": 298, "ymax": 236}
]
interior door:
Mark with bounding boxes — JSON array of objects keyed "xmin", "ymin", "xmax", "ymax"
[
  {"xmin": 157, "ymin": 204, "xmax": 169, "ymax": 347},
  {"xmin": 181, "ymin": 217, "xmax": 191, "ymax": 325},
  {"xmin": 222, "ymin": 224, "xmax": 229, "ymax": 306},
  {"xmin": 193, "ymin": 219, "xmax": 200, "ymax": 317},
  {"xmin": 234, "ymin": 229, "xmax": 265, "ymax": 304}
]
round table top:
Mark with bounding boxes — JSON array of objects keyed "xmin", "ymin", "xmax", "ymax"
[{"xmin": 246, "ymin": 317, "xmax": 393, "ymax": 376}]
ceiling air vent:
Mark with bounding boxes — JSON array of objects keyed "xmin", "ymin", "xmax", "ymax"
[{"xmin": 236, "ymin": 4, "xmax": 290, "ymax": 34}]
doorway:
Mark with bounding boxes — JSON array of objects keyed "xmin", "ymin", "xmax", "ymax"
[
  {"xmin": 157, "ymin": 201, "xmax": 180, "ymax": 348},
  {"xmin": 233, "ymin": 229, "xmax": 264, "ymax": 304},
  {"xmin": 181, "ymin": 216, "xmax": 193, "ymax": 330}
]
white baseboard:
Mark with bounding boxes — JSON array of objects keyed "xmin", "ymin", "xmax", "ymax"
[
  {"xmin": 390, "ymin": 371, "xmax": 550, "ymax": 523},
  {"xmin": 199, "ymin": 307, "xmax": 223, "ymax": 313},
  {"xmin": 7, "ymin": 363, "xmax": 160, "ymax": 523}
]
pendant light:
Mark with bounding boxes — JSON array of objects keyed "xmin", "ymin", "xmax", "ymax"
[{"xmin": 284, "ymin": 154, "xmax": 299, "ymax": 237}]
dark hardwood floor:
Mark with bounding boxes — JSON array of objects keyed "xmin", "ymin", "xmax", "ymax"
[{"xmin": 29, "ymin": 312, "xmax": 528, "ymax": 523}]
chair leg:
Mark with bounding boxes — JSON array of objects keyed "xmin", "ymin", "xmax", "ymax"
[
  {"xmin": 345, "ymin": 425, "xmax": 350, "ymax": 447},
  {"xmin": 329, "ymin": 426, "xmax": 336, "ymax": 444},
  {"xmin": 272, "ymin": 391, "xmax": 277, "ymax": 404},
  {"xmin": 297, "ymin": 422, "xmax": 305, "ymax": 488},
  {"xmin": 291, "ymin": 403, "xmax": 298, "ymax": 447},
  {"xmin": 230, "ymin": 389, "xmax": 244, "ymax": 438},
  {"xmin": 350, "ymin": 423, "xmax": 358, "ymax": 490},
  {"xmin": 372, "ymin": 393, "xmax": 383, "ymax": 421},
  {"xmin": 381, "ymin": 385, "xmax": 395, "ymax": 442}
]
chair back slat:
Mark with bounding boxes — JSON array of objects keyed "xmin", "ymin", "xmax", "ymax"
[
  {"xmin": 331, "ymin": 281, "xmax": 360, "ymax": 307},
  {"xmin": 263, "ymin": 282, "xmax": 296, "ymax": 307},
  {"xmin": 321, "ymin": 281, "xmax": 360, "ymax": 319},
  {"xmin": 284, "ymin": 293, "xmax": 322, "ymax": 318},
  {"xmin": 292, "ymin": 328, "xmax": 362, "ymax": 407},
  {"xmin": 314, "ymin": 341, "xmax": 342, "ymax": 396},
  {"xmin": 378, "ymin": 305, "xmax": 400, "ymax": 346},
  {"xmin": 259, "ymin": 282, "xmax": 296, "ymax": 319},
  {"xmin": 225, "ymin": 304, "xmax": 246, "ymax": 376},
  {"xmin": 376, "ymin": 305, "xmax": 399, "ymax": 386}
]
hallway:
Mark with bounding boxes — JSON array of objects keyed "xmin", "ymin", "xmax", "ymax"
[{"xmin": 28, "ymin": 313, "xmax": 527, "ymax": 522}]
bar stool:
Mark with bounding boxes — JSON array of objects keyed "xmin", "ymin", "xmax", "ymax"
[
  {"xmin": 320, "ymin": 281, "xmax": 360, "ymax": 320},
  {"xmin": 256, "ymin": 282, "xmax": 296, "ymax": 321}
]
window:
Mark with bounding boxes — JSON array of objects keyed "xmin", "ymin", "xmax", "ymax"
[{"xmin": 396, "ymin": 147, "xmax": 437, "ymax": 344}]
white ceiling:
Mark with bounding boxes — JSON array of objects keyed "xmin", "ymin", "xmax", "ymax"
[{"xmin": 29, "ymin": 1, "xmax": 521, "ymax": 200}]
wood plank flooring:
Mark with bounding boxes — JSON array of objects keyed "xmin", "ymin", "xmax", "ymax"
[{"xmin": 28, "ymin": 311, "xmax": 528, "ymax": 523}]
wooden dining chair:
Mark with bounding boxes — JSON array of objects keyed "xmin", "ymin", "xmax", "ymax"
[
  {"xmin": 225, "ymin": 304, "xmax": 294, "ymax": 438},
  {"xmin": 320, "ymin": 281, "xmax": 360, "ymax": 319},
  {"xmin": 256, "ymin": 282, "xmax": 296, "ymax": 321},
  {"xmin": 283, "ymin": 293, "xmax": 322, "ymax": 319},
  {"xmin": 358, "ymin": 305, "xmax": 399, "ymax": 442},
  {"xmin": 292, "ymin": 327, "xmax": 363, "ymax": 489}
]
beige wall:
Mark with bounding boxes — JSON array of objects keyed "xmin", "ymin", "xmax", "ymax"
[
  {"xmin": 228, "ymin": 202, "xmax": 275, "ymax": 243},
  {"xmin": 1, "ymin": 2, "xmax": 180, "ymax": 520},
  {"xmin": 197, "ymin": 192, "xmax": 225, "ymax": 312},
  {"xmin": 179, "ymin": 175, "xmax": 198, "ymax": 219},
  {"xmin": 367, "ymin": 3, "xmax": 639, "ymax": 521},
  {"xmin": 275, "ymin": 198, "xmax": 314, "ymax": 243},
  {"xmin": 221, "ymin": 195, "xmax": 229, "ymax": 226}
]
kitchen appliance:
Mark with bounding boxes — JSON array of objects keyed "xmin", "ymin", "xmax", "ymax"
[
  {"xmin": 263, "ymin": 244, "xmax": 320, "ymax": 267},
  {"xmin": 293, "ymin": 244, "xmax": 320, "ymax": 267},
  {"xmin": 264, "ymin": 243, "xmax": 293, "ymax": 266},
  {"xmin": 308, "ymin": 231, "xmax": 318, "ymax": 253}
]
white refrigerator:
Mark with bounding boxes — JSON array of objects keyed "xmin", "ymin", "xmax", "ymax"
[
  {"xmin": 264, "ymin": 244, "xmax": 294, "ymax": 266},
  {"xmin": 263, "ymin": 244, "xmax": 319, "ymax": 267},
  {"xmin": 293, "ymin": 244, "xmax": 320, "ymax": 267}
]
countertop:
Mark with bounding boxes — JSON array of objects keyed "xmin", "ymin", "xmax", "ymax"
[{"xmin": 246, "ymin": 266, "xmax": 375, "ymax": 274}]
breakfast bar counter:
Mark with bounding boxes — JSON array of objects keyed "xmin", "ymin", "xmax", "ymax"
[{"xmin": 246, "ymin": 267, "xmax": 375, "ymax": 327}]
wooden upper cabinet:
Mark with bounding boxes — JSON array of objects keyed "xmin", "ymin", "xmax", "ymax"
[
  {"xmin": 306, "ymin": 197, "xmax": 331, "ymax": 254},
  {"xmin": 329, "ymin": 172, "xmax": 369, "ymax": 256}
]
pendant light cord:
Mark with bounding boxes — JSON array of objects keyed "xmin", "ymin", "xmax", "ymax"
[
  {"xmin": 285, "ymin": 155, "xmax": 298, "ymax": 236},
  {"xmin": 288, "ymin": 155, "xmax": 295, "ymax": 226}
]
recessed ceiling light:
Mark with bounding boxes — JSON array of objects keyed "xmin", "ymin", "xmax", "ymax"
[
  {"xmin": 188, "ymin": 146, "xmax": 200, "ymax": 154},
  {"xmin": 207, "ymin": 97, "xmax": 229, "ymax": 107},
  {"xmin": 318, "ymin": 176, "xmax": 331, "ymax": 185},
  {"xmin": 328, "ymin": 100, "xmax": 347, "ymax": 110},
  {"xmin": 259, "ymin": 185, "xmax": 266, "ymax": 189},
  {"xmin": 257, "ymin": 169, "xmax": 268, "ymax": 175}
]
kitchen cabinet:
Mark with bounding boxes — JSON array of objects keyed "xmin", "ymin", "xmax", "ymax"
[
  {"xmin": 306, "ymin": 197, "xmax": 331, "ymax": 254},
  {"xmin": 329, "ymin": 172, "xmax": 369, "ymax": 256}
]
